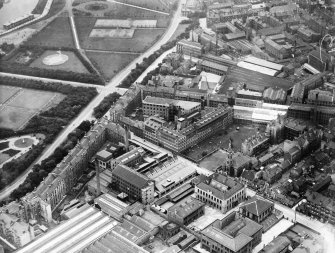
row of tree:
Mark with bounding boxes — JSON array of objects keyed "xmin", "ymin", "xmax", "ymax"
[
  {"xmin": 0, "ymin": 77, "xmax": 98, "ymax": 196},
  {"xmin": 9, "ymin": 120, "xmax": 94, "ymax": 201},
  {"xmin": 93, "ymin": 92, "xmax": 121, "ymax": 119},
  {"xmin": 118, "ymin": 18, "xmax": 199, "ymax": 88}
]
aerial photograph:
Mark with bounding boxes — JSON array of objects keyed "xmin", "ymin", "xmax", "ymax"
[{"xmin": 0, "ymin": 0, "xmax": 335, "ymax": 252}]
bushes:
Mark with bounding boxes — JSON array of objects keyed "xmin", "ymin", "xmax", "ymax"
[{"xmin": 93, "ymin": 92, "xmax": 121, "ymax": 118}]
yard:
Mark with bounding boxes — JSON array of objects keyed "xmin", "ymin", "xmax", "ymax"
[
  {"xmin": 29, "ymin": 50, "xmax": 90, "ymax": 74},
  {"xmin": 0, "ymin": 85, "xmax": 65, "ymax": 130},
  {"xmin": 86, "ymin": 51, "xmax": 138, "ymax": 80},
  {"xmin": 183, "ymin": 124, "xmax": 266, "ymax": 162},
  {"xmin": 25, "ymin": 16, "xmax": 75, "ymax": 48}
]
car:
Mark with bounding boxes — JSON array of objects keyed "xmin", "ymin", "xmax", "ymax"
[{"xmin": 236, "ymin": 127, "xmax": 240, "ymax": 130}]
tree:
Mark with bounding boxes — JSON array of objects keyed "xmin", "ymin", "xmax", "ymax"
[{"xmin": 77, "ymin": 120, "xmax": 92, "ymax": 132}]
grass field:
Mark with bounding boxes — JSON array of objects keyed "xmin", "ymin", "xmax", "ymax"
[
  {"xmin": 0, "ymin": 86, "xmax": 19, "ymax": 104},
  {"xmin": 25, "ymin": 16, "xmax": 75, "ymax": 48},
  {"xmin": 14, "ymin": 138, "xmax": 34, "ymax": 148},
  {"xmin": 30, "ymin": 50, "xmax": 89, "ymax": 73},
  {"xmin": 2, "ymin": 149, "xmax": 20, "ymax": 157},
  {"xmin": 87, "ymin": 51, "xmax": 137, "ymax": 80},
  {"xmin": 76, "ymin": 17, "xmax": 165, "ymax": 52},
  {"xmin": 0, "ymin": 86, "xmax": 65, "ymax": 130}
]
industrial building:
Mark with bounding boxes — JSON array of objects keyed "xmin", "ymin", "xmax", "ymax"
[
  {"xmin": 201, "ymin": 212, "xmax": 263, "ymax": 253},
  {"xmin": 16, "ymin": 205, "xmax": 119, "ymax": 253}
]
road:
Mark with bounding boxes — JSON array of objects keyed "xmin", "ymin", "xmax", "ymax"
[{"xmin": 0, "ymin": 0, "xmax": 185, "ymax": 201}]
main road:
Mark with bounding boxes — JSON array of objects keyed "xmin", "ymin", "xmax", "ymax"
[{"xmin": 0, "ymin": 0, "xmax": 185, "ymax": 201}]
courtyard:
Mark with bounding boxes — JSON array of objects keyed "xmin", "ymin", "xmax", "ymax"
[{"xmin": 184, "ymin": 123, "xmax": 266, "ymax": 162}]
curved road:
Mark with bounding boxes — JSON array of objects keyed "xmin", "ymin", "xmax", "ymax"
[{"xmin": 0, "ymin": 0, "xmax": 185, "ymax": 201}]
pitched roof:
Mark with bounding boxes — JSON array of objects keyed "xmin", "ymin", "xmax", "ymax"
[
  {"xmin": 240, "ymin": 196, "xmax": 273, "ymax": 216},
  {"xmin": 112, "ymin": 164, "xmax": 151, "ymax": 189}
]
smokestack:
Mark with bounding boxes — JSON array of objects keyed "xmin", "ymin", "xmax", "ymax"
[
  {"xmin": 124, "ymin": 126, "xmax": 129, "ymax": 152},
  {"xmin": 95, "ymin": 158, "xmax": 101, "ymax": 196}
]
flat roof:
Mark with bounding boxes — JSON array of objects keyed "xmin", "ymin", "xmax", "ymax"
[
  {"xmin": 243, "ymin": 55, "xmax": 283, "ymax": 71},
  {"xmin": 143, "ymin": 96, "xmax": 201, "ymax": 111},
  {"xmin": 146, "ymin": 157, "xmax": 197, "ymax": 193},
  {"xmin": 16, "ymin": 206, "xmax": 118, "ymax": 253}
]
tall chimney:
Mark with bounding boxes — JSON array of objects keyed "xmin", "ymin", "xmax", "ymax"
[
  {"xmin": 95, "ymin": 158, "xmax": 101, "ymax": 196},
  {"xmin": 124, "ymin": 125, "xmax": 130, "ymax": 152}
]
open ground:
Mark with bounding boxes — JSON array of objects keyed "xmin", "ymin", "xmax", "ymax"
[
  {"xmin": 29, "ymin": 50, "xmax": 89, "ymax": 73},
  {"xmin": 86, "ymin": 51, "xmax": 138, "ymax": 80},
  {"xmin": 183, "ymin": 123, "xmax": 266, "ymax": 162},
  {"xmin": 0, "ymin": 85, "xmax": 65, "ymax": 130},
  {"xmin": 25, "ymin": 16, "xmax": 75, "ymax": 48}
]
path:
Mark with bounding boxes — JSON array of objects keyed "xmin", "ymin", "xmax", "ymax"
[
  {"xmin": 85, "ymin": 49, "xmax": 141, "ymax": 55},
  {"xmin": 107, "ymin": 0, "xmax": 170, "ymax": 16}
]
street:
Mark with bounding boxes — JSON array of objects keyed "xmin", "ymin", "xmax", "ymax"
[{"xmin": 0, "ymin": 0, "xmax": 185, "ymax": 201}]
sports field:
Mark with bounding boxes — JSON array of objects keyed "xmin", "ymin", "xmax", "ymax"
[
  {"xmin": 30, "ymin": 50, "xmax": 89, "ymax": 73},
  {"xmin": 76, "ymin": 17, "xmax": 166, "ymax": 52},
  {"xmin": 0, "ymin": 86, "xmax": 65, "ymax": 130}
]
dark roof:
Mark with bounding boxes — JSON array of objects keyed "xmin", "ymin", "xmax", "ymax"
[
  {"xmin": 240, "ymin": 196, "xmax": 273, "ymax": 216},
  {"xmin": 112, "ymin": 164, "xmax": 151, "ymax": 189},
  {"xmin": 261, "ymin": 236, "xmax": 291, "ymax": 253},
  {"xmin": 223, "ymin": 66, "xmax": 293, "ymax": 92}
]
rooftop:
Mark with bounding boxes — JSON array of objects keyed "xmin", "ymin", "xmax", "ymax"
[
  {"xmin": 16, "ymin": 205, "xmax": 118, "ymax": 253},
  {"xmin": 143, "ymin": 96, "xmax": 201, "ymax": 111},
  {"xmin": 168, "ymin": 197, "xmax": 205, "ymax": 219},
  {"xmin": 240, "ymin": 196, "xmax": 274, "ymax": 216},
  {"xmin": 113, "ymin": 164, "xmax": 152, "ymax": 189}
]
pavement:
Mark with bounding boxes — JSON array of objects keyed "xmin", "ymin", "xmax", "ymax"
[{"xmin": 0, "ymin": 0, "xmax": 185, "ymax": 201}]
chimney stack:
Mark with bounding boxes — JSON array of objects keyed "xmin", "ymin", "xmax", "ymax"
[{"xmin": 94, "ymin": 158, "xmax": 101, "ymax": 196}]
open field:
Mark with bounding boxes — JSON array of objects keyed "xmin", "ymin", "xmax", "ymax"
[
  {"xmin": 25, "ymin": 17, "xmax": 75, "ymax": 48},
  {"xmin": 86, "ymin": 51, "xmax": 137, "ymax": 80},
  {"xmin": 30, "ymin": 50, "xmax": 90, "ymax": 73},
  {"xmin": 0, "ymin": 86, "xmax": 65, "ymax": 130},
  {"xmin": 0, "ymin": 106, "xmax": 36, "ymax": 130},
  {"xmin": 0, "ymin": 142, "xmax": 9, "ymax": 151},
  {"xmin": 76, "ymin": 17, "xmax": 166, "ymax": 52},
  {"xmin": 183, "ymin": 123, "xmax": 266, "ymax": 162},
  {"xmin": 0, "ymin": 86, "xmax": 19, "ymax": 104}
]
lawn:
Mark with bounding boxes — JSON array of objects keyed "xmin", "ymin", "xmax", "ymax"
[
  {"xmin": 0, "ymin": 153, "xmax": 11, "ymax": 164},
  {"xmin": 86, "ymin": 51, "xmax": 137, "ymax": 80},
  {"xmin": 0, "ymin": 106, "xmax": 36, "ymax": 131},
  {"xmin": 0, "ymin": 86, "xmax": 20, "ymax": 104},
  {"xmin": 25, "ymin": 16, "xmax": 75, "ymax": 48},
  {"xmin": 76, "ymin": 17, "xmax": 166, "ymax": 52},
  {"xmin": 0, "ymin": 85, "xmax": 65, "ymax": 130},
  {"xmin": 14, "ymin": 138, "xmax": 34, "ymax": 149},
  {"xmin": 30, "ymin": 50, "xmax": 90, "ymax": 74},
  {"xmin": 8, "ymin": 89, "xmax": 59, "ymax": 110},
  {"xmin": 183, "ymin": 124, "xmax": 266, "ymax": 162},
  {"xmin": 3, "ymin": 149, "xmax": 20, "ymax": 157},
  {"xmin": 0, "ymin": 142, "xmax": 9, "ymax": 151}
]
